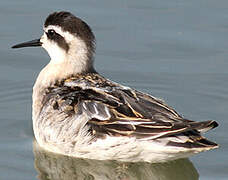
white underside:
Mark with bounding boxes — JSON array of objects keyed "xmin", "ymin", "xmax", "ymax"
[{"xmin": 36, "ymin": 134, "xmax": 207, "ymax": 163}]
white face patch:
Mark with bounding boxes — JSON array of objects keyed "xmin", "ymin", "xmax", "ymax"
[
  {"xmin": 40, "ymin": 32, "xmax": 66, "ymax": 64},
  {"xmin": 40, "ymin": 25, "xmax": 92, "ymax": 74}
]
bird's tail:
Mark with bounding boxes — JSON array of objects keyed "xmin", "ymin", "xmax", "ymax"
[{"xmin": 189, "ymin": 120, "xmax": 218, "ymax": 133}]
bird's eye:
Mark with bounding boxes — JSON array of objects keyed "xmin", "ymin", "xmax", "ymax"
[{"xmin": 46, "ymin": 29, "xmax": 56, "ymax": 38}]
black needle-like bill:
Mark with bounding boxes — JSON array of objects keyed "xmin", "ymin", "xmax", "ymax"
[{"xmin": 12, "ymin": 39, "xmax": 41, "ymax": 48}]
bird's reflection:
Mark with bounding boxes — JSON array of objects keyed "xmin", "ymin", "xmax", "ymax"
[{"xmin": 33, "ymin": 140, "xmax": 199, "ymax": 180}]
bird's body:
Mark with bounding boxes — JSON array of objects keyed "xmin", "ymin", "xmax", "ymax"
[{"xmin": 12, "ymin": 11, "xmax": 218, "ymax": 163}]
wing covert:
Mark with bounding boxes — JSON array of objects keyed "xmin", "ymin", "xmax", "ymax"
[{"xmin": 40, "ymin": 74, "xmax": 217, "ymax": 143}]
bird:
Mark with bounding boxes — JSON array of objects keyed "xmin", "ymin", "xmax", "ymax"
[{"xmin": 12, "ymin": 11, "xmax": 218, "ymax": 163}]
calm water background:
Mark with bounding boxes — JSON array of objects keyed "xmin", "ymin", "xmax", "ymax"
[{"xmin": 0, "ymin": 0, "xmax": 227, "ymax": 179}]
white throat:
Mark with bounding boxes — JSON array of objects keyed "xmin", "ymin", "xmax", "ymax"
[{"xmin": 38, "ymin": 25, "xmax": 94, "ymax": 86}]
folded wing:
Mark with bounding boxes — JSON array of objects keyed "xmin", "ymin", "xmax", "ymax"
[{"xmin": 43, "ymin": 74, "xmax": 218, "ymax": 149}]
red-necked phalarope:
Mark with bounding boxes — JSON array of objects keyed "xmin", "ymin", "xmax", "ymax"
[{"xmin": 12, "ymin": 11, "xmax": 218, "ymax": 163}]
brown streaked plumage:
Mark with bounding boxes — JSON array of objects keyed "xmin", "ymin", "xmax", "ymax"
[
  {"xmin": 12, "ymin": 11, "xmax": 218, "ymax": 162},
  {"xmin": 40, "ymin": 73, "xmax": 218, "ymax": 147}
]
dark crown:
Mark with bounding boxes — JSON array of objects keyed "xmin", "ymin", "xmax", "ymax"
[{"xmin": 45, "ymin": 11, "xmax": 96, "ymax": 54}]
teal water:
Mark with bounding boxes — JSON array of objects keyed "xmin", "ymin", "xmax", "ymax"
[{"xmin": 0, "ymin": 0, "xmax": 227, "ymax": 179}]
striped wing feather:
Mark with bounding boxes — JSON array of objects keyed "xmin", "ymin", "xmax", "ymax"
[{"xmin": 46, "ymin": 74, "xmax": 218, "ymax": 148}]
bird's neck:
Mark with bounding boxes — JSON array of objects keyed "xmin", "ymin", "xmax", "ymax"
[{"xmin": 36, "ymin": 59, "xmax": 94, "ymax": 88}]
